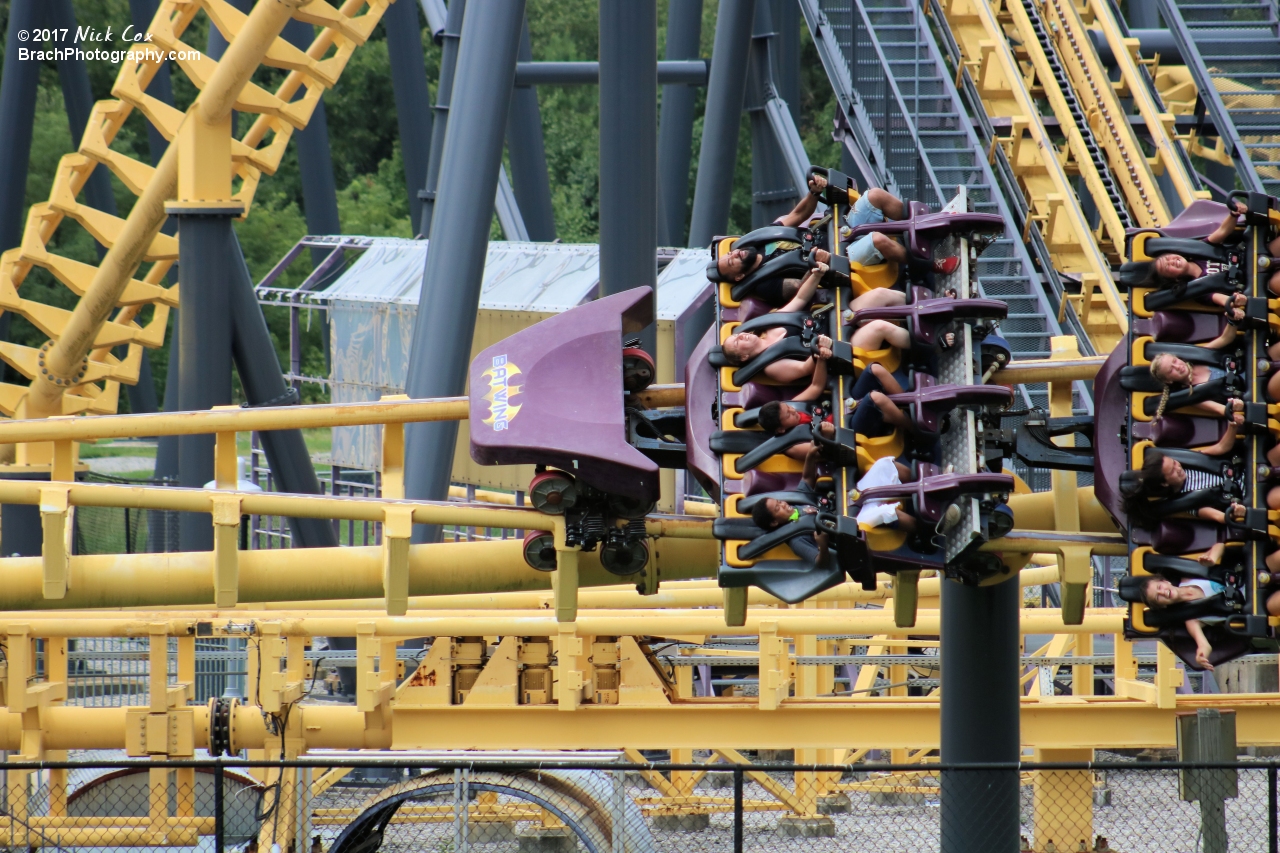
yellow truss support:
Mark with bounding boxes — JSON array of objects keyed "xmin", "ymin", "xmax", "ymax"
[
  {"xmin": 1082, "ymin": 0, "xmax": 1206, "ymax": 209},
  {"xmin": 1033, "ymin": 0, "xmax": 1173, "ymax": 227},
  {"xmin": 940, "ymin": 0, "xmax": 1128, "ymax": 353},
  {"xmin": 0, "ymin": 0, "xmax": 391, "ymax": 427}
]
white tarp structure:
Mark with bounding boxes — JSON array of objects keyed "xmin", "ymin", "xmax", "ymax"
[{"xmin": 324, "ymin": 240, "xmax": 711, "ymax": 476}]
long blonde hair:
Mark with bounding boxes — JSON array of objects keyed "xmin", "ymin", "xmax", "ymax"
[{"xmin": 1148, "ymin": 353, "xmax": 1187, "ymax": 420}]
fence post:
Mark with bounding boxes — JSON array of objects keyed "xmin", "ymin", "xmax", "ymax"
[
  {"xmin": 1270, "ymin": 764, "xmax": 1278, "ymax": 853},
  {"xmin": 214, "ymin": 760, "xmax": 225, "ymax": 853},
  {"xmin": 733, "ymin": 765, "xmax": 744, "ymax": 853}
]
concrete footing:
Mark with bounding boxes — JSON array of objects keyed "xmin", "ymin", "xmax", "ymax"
[
  {"xmin": 776, "ymin": 816, "xmax": 836, "ymax": 837},
  {"xmin": 652, "ymin": 813, "xmax": 711, "ymax": 831},
  {"xmin": 473, "ymin": 822, "xmax": 518, "ymax": 842},
  {"xmin": 870, "ymin": 790, "xmax": 926, "ymax": 806},
  {"xmin": 1092, "ymin": 787, "xmax": 1112, "ymax": 807},
  {"xmin": 516, "ymin": 827, "xmax": 578, "ymax": 853},
  {"xmin": 816, "ymin": 793, "xmax": 851, "ymax": 815},
  {"xmin": 695, "ymin": 771, "xmax": 734, "ymax": 790}
]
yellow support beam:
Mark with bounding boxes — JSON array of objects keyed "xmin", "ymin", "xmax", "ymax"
[{"xmin": 939, "ymin": 0, "xmax": 1128, "ymax": 352}]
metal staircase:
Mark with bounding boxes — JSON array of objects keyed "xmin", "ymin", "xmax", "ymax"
[
  {"xmin": 1161, "ymin": 0, "xmax": 1280, "ymax": 196},
  {"xmin": 799, "ymin": 0, "xmax": 1091, "ymax": 417}
]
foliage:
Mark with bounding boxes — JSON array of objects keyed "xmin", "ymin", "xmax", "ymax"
[{"xmin": 3, "ymin": 0, "xmax": 840, "ymax": 410}]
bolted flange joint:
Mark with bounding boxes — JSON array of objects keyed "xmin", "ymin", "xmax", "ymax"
[{"xmin": 37, "ymin": 340, "xmax": 89, "ymax": 388}]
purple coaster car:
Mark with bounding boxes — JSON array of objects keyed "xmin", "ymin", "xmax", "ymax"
[
  {"xmin": 469, "ymin": 287, "xmax": 661, "ymax": 504},
  {"xmin": 846, "ymin": 202, "xmax": 1005, "ymax": 260}
]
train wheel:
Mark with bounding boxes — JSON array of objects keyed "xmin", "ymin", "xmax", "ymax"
[
  {"xmin": 528, "ymin": 471, "xmax": 578, "ymax": 514},
  {"xmin": 522, "ymin": 530, "xmax": 557, "ymax": 572},
  {"xmin": 599, "ymin": 538, "xmax": 649, "ymax": 576},
  {"xmin": 623, "ymin": 347, "xmax": 656, "ymax": 393}
]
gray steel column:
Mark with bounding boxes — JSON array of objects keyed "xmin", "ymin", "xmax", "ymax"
[
  {"xmin": 687, "ymin": 0, "xmax": 756, "ymax": 247},
  {"xmin": 747, "ymin": 1, "xmax": 799, "ymax": 228},
  {"xmin": 0, "ymin": 1, "xmax": 54, "ymax": 559},
  {"xmin": 939, "ymin": 577, "xmax": 1021, "ymax": 853},
  {"xmin": 283, "ymin": 18, "xmax": 342, "ymax": 374},
  {"xmin": 657, "ymin": 0, "xmax": 703, "ymax": 246},
  {"xmin": 403, "ymin": 0, "xmax": 526, "ymax": 542},
  {"xmin": 129, "ymin": 0, "xmax": 175, "ymax": 166},
  {"xmin": 47, "ymin": 0, "xmax": 117, "ymax": 224},
  {"xmin": 1127, "ymin": 0, "xmax": 1161, "ymax": 28},
  {"xmin": 228, "ymin": 235, "xmax": 339, "ymax": 549},
  {"xmin": 506, "ymin": 18, "xmax": 557, "ymax": 241},
  {"xmin": 175, "ymin": 214, "xmax": 237, "ymax": 552},
  {"xmin": 0, "ymin": 0, "xmax": 44, "ymax": 369},
  {"xmin": 385, "ymin": 0, "xmax": 435, "ymax": 230},
  {"xmin": 771, "ymin": 0, "xmax": 800, "ymax": 124},
  {"xmin": 419, "ymin": 0, "xmax": 468, "ymax": 237},
  {"xmin": 600, "ymin": 0, "xmax": 657, "ymax": 354}
]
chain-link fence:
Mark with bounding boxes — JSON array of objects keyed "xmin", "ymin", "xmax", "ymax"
[{"xmin": 1, "ymin": 758, "xmax": 1275, "ymax": 853}]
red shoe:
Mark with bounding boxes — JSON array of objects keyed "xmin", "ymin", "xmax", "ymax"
[{"xmin": 933, "ymin": 257, "xmax": 960, "ymax": 275}]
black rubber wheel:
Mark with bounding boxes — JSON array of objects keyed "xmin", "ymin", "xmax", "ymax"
[
  {"xmin": 599, "ymin": 538, "xmax": 649, "ymax": 576},
  {"xmin": 522, "ymin": 530, "xmax": 558, "ymax": 572},
  {"xmin": 528, "ymin": 471, "xmax": 578, "ymax": 515},
  {"xmin": 623, "ymin": 347, "xmax": 656, "ymax": 393}
]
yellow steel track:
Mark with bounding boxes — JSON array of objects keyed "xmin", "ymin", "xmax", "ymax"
[{"xmin": 0, "ymin": 0, "xmax": 389, "ymax": 441}]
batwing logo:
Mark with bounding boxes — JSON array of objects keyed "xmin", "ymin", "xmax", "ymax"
[{"xmin": 481, "ymin": 355, "xmax": 523, "ymax": 431}]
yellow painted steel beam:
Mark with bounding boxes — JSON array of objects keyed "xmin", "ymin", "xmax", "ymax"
[
  {"xmin": 938, "ymin": 0, "xmax": 1127, "ymax": 352},
  {"xmin": 0, "ymin": 396, "xmax": 468, "ymax": 444},
  {"xmin": 232, "ymin": 566, "xmax": 1064, "ymax": 612},
  {"xmin": 0, "ymin": 537, "xmax": 718, "ymax": 611},
  {"xmin": 0, "ymin": 0, "xmax": 390, "ymax": 424},
  {"xmin": 6, "ymin": 694, "xmax": 1280, "ymax": 752},
  {"xmin": 1033, "ymin": 0, "xmax": 1171, "ymax": 227},
  {"xmin": 1082, "ymin": 0, "xmax": 1205, "ymax": 209},
  {"xmin": 991, "ymin": 356, "xmax": 1106, "ymax": 384},
  {"xmin": 0, "ymin": 607, "xmax": 1127, "ymax": 637}
]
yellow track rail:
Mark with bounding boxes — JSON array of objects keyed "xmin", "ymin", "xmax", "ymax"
[
  {"xmin": 1081, "ymin": 0, "xmax": 1207, "ymax": 210},
  {"xmin": 0, "ymin": 0, "xmax": 389, "ymax": 438},
  {"xmin": 940, "ymin": 0, "xmax": 1128, "ymax": 352}
]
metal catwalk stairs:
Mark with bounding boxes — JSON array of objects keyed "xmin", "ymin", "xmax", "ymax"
[
  {"xmin": 799, "ymin": 0, "xmax": 1091, "ymax": 419},
  {"xmin": 1161, "ymin": 0, "xmax": 1280, "ymax": 196}
]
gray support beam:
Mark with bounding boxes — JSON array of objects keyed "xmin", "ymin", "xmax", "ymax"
[
  {"xmin": 175, "ymin": 214, "xmax": 237, "ymax": 552},
  {"xmin": 385, "ymin": 0, "xmax": 435, "ymax": 230},
  {"xmin": 939, "ymin": 577, "xmax": 1021, "ymax": 853},
  {"xmin": 514, "ymin": 60, "xmax": 708, "ymax": 86},
  {"xmin": 419, "ymin": 0, "xmax": 468, "ymax": 237},
  {"xmin": 772, "ymin": 0, "xmax": 800, "ymax": 125},
  {"xmin": 420, "ymin": 0, "xmax": 449, "ymax": 43},
  {"xmin": 657, "ymin": 0, "xmax": 704, "ymax": 246},
  {"xmin": 1128, "ymin": 0, "xmax": 1162, "ymax": 28},
  {"xmin": 283, "ymin": 20, "xmax": 342, "ymax": 251},
  {"xmin": 403, "ymin": 0, "xmax": 526, "ymax": 542},
  {"xmin": 0, "ymin": 0, "xmax": 44, "ymax": 368},
  {"xmin": 687, "ymin": 0, "xmax": 756, "ymax": 247},
  {"xmin": 129, "ymin": 0, "xmax": 175, "ymax": 165},
  {"xmin": 47, "ymin": 0, "xmax": 118, "ymax": 225},
  {"xmin": 747, "ymin": 1, "xmax": 801, "ymax": 228},
  {"xmin": 228, "ymin": 235, "xmax": 339, "ymax": 549},
  {"xmin": 506, "ymin": 19, "xmax": 557, "ymax": 241},
  {"xmin": 600, "ymin": 0, "xmax": 658, "ymax": 347}
]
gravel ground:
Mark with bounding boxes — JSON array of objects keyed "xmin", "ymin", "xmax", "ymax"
[
  {"xmin": 85, "ymin": 454, "xmax": 155, "ymax": 474},
  {"xmin": 305, "ymin": 769, "xmax": 1277, "ymax": 853}
]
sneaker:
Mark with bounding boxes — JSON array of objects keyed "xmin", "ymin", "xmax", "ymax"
[
  {"xmin": 932, "ymin": 257, "xmax": 960, "ymax": 275},
  {"xmin": 938, "ymin": 503, "xmax": 962, "ymax": 533}
]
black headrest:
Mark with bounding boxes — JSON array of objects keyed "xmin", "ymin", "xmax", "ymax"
[
  {"xmin": 1146, "ymin": 237, "xmax": 1227, "ymax": 262},
  {"xmin": 1117, "ymin": 575, "xmax": 1148, "ymax": 604},
  {"xmin": 706, "ymin": 259, "xmax": 723, "ymax": 283},
  {"xmin": 1118, "ymin": 261, "xmax": 1152, "ymax": 287},
  {"xmin": 708, "ymin": 347, "xmax": 730, "ymax": 368}
]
